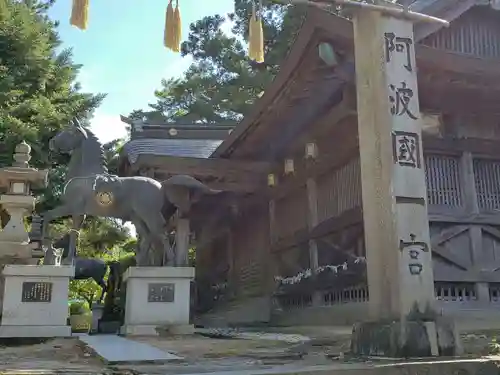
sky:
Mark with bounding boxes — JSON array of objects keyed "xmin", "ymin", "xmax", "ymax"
[{"xmin": 48, "ymin": 0, "xmax": 235, "ymax": 144}]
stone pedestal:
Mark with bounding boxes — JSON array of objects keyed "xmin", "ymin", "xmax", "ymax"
[
  {"xmin": 0, "ymin": 265, "xmax": 74, "ymax": 337},
  {"xmin": 91, "ymin": 303, "xmax": 104, "ymax": 334},
  {"xmin": 352, "ymin": 8, "xmax": 461, "ymax": 356},
  {"xmin": 121, "ymin": 267, "xmax": 195, "ymax": 336}
]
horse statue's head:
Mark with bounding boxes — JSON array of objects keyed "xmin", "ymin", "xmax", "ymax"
[
  {"xmin": 50, "ymin": 118, "xmax": 107, "ymax": 177},
  {"xmin": 50, "ymin": 118, "xmax": 88, "ymax": 154}
]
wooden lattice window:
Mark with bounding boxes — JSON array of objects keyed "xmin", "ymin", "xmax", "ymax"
[
  {"xmin": 473, "ymin": 158, "xmax": 500, "ymax": 211},
  {"xmin": 316, "ymin": 158, "xmax": 362, "ymax": 222},
  {"xmin": 425, "ymin": 155, "xmax": 463, "ymax": 207}
]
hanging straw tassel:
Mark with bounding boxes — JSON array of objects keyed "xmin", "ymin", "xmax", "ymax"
[
  {"xmin": 70, "ymin": 0, "xmax": 89, "ymax": 30},
  {"xmin": 164, "ymin": 0, "xmax": 182, "ymax": 52},
  {"xmin": 164, "ymin": 0, "xmax": 175, "ymax": 49},
  {"xmin": 248, "ymin": 1, "xmax": 264, "ymax": 63},
  {"xmin": 172, "ymin": 0, "xmax": 182, "ymax": 52}
]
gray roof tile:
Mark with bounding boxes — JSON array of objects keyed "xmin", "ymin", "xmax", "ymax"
[
  {"xmin": 408, "ymin": 0, "xmax": 438, "ymax": 11},
  {"xmin": 123, "ymin": 138, "xmax": 223, "ymax": 164}
]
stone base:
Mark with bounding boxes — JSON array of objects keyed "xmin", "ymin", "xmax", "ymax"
[
  {"xmin": 121, "ymin": 267, "xmax": 194, "ymax": 336},
  {"xmin": 0, "ymin": 325, "xmax": 71, "ymax": 338},
  {"xmin": 0, "ymin": 242, "xmax": 35, "ymax": 260},
  {"xmin": 91, "ymin": 303, "xmax": 104, "ymax": 334},
  {"xmin": 351, "ymin": 318, "xmax": 462, "ymax": 358},
  {"xmin": 0, "ymin": 265, "xmax": 74, "ymax": 336}
]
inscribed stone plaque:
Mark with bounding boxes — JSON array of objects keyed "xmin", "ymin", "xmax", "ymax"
[
  {"xmin": 147, "ymin": 283, "xmax": 175, "ymax": 303},
  {"xmin": 21, "ymin": 282, "xmax": 52, "ymax": 302}
]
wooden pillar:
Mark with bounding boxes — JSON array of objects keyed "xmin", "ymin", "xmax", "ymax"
[
  {"xmin": 268, "ymin": 199, "xmax": 277, "ymax": 244},
  {"xmin": 226, "ymin": 227, "xmax": 235, "ymax": 287},
  {"xmin": 354, "ymin": 10, "xmax": 435, "ymax": 321},
  {"xmin": 306, "ymin": 173, "xmax": 321, "ymax": 305},
  {"xmin": 175, "ymin": 213, "xmax": 190, "ymax": 267},
  {"xmin": 461, "ymin": 152, "xmax": 488, "ymax": 302},
  {"xmin": 306, "ymin": 178, "xmax": 319, "ymax": 271},
  {"xmin": 460, "ymin": 152, "xmax": 482, "ymax": 267},
  {"xmin": 460, "ymin": 152, "xmax": 479, "ymax": 214},
  {"xmin": 268, "ymin": 197, "xmax": 277, "ymax": 284}
]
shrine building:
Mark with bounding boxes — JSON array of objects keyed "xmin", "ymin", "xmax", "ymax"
[{"xmin": 118, "ymin": 0, "xmax": 500, "ymax": 328}]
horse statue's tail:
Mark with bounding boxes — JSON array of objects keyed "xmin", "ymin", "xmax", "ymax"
[{"xmin": 160, "ymin": 175, "xmax": 221, "ymax": 214}]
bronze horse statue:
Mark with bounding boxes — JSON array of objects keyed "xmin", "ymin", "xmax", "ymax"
[
  {"xmin": 41, "ymin": 232, "xmax": 114, "ymax": 303},
  {"xmin": 53, "ymin": 233, "xmax": 110, "ymax": 303},
  {"xmin": 40, "ymin": 118, "xmax": 220, "ymax": 266}
]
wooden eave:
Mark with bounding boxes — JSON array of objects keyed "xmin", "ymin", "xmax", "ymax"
[
  {"xmin": 414, "ymin": 0, "xmax": 484, "ymax": 41},
  {"xmin": 307, "ymin": 6, "xmax": 500, "ymax": 79}
]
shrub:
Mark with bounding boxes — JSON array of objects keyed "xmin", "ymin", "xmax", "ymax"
[{"xmin": 69, "ymin": 300, "xmax": 88, "ymax": 316}]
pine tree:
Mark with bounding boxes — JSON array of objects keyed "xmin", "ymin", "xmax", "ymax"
[
  {"xmin": 130, "ymin": 0, "xmax": 305, "ymax": 123},
  {"xmin": 0, "ymin": 0, "xmax": 104, "ymax": 210}
]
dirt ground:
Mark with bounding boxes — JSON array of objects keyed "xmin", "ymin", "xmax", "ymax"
[
  {"xmin": 0, "ymin": 338, "xmax": 105, "ymax": 374},
  {"xmin": 0, "ymin": 330, "xmax": 496, "ymax": 374},
  {"xmin": 132, "ymin": 335, "xmax": 292, "ymax": 360}
]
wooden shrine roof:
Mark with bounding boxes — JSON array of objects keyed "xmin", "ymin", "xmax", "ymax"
[
  {"xmin": 408, "ymin": 0, "xmax": 500, "ymax": 40},
  {"xmin": 119, "ymin": 116, "xmax": 235, "ymax": 167},
  {"xmin": 214, "ymin": 4, "xmax": 500, "ymax": 159},
  {"xmin": 119, "ymin": 1, "xmax": 500, "ymax": 193}
]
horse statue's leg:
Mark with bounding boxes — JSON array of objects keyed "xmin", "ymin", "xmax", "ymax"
[
  {"xmin": 130, "ymin": 217, "xmax": 152, "ymax": 266},
  {"xmin": 97, "ymin": 277, "xmax": 107, "ymax": 303},
  {"xmin": 66, "ymin": 214, "xmax": 86, "ymax": 265},
  {"xmin": 137, "ymin": 211, "xmax": 174, "ymax": 266},
  {"xmin": 41, "ymin": 204, "xmax": 79, "ymax": 239}
]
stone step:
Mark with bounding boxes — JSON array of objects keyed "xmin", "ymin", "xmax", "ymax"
[{"xmin": 79, "ymin": 334, "xmax": 183, "ymax": 364}]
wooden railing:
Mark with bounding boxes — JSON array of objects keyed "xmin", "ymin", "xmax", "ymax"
[{"xmin": 275, "ymin": 282, "xmax": 500, "ymax": 311}]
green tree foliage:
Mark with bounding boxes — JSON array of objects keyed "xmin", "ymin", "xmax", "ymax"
[
  {"xmin": 103, "ymin": 138, "xmax": 126, "ymax": 175},
  {"xmin": 0, "ymin": 0, "xmax": 136, "ymax": 306},
  {"xmin": 0, "ymin": 0, "xmax": 104, "ymax": 211},
  {"xmin": 130, "ymin": 0, "xmax": 306, "ymax": 123}
]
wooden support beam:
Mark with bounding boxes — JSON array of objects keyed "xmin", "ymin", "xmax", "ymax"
[
  {"xmin": 132, "ymin": 155, "xmax": 272, "ymax": 176},
  {"xmin": 428, "ymin": 212, "xmax": 500, "ymax": 226},
  {"xmin": 132, "ymin": 155, "xmax": 272, "ymax": 193},
  {"xmin": 154, "ymin": 171, "xmax": 265, "ymax": 193},
  {"xmin": 423, "ymin": 136, "xmax": 500, "ymax": 158},
  {"xmin": 434, "ymin": 270, "xmax": 500, "ymax": 283}
]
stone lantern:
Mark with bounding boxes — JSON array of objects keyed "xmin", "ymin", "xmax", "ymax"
[
  {"xmin": 0, "ymin": 142, "xmax": 73, "ymax": 338},
  {"xmin": 0, "ymin": 141, "xmax": 47, "ymax": 260}
]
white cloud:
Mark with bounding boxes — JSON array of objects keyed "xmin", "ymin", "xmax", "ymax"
[
  {"xmin": 77, "ymin": 66, "xmax": 103, "ymax": 93},
  {"xmin": 221, "ymin": 18, "xmax": 235, "ymax": 36},
  {"xmin": 164, "ymin": 55, "xmax": 193, "ymax": 79},
  {"xmin": 89, "ymin": 112, "xmax": 128, "ymax": 144}
]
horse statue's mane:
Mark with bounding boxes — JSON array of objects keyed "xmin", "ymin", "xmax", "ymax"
[
  {"xmin": 83, "ymin": 127, "xmax": 108, "ymax": 174},
  {"xmin": 66, "ymin": 123, "xmax": 108, "ymax": 180},
  {"xmin": 82, "ymin": 126, "xmax": 108, "ymax": 175}
]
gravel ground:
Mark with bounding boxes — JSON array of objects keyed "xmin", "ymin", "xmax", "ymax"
[
  {"xmin": 0, "ymin": 328, "xmax": 496, "ymax": 375},
  {"xmin": 0, "ymin": 338, "xmax": 105, "ymax": 374}
]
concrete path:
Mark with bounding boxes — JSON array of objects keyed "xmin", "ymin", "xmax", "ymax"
[{"xmin": 79, "ymin": 334, "xmax": 183, "ymax": 364}]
